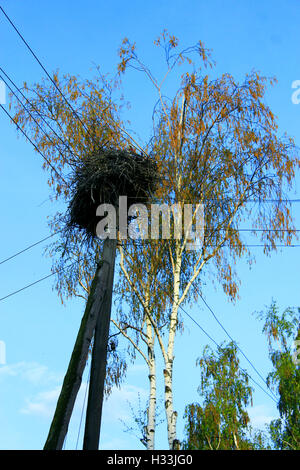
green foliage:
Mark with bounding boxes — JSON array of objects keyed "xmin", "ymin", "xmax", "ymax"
[
  {"xmin": 258, "ymin": 301, "xmax": 300, "ymax": 450},
  {"xmin": 182, "ymin": 342, "xmax": 265, "ymax": 450},
  {"xmin": 183, "ymin": 303, "xmax": 299, "ymax": 451}
]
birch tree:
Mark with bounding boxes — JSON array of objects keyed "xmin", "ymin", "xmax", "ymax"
[
  {"xmin": 9, "ymin": 32, "xmax": 300, "ymax": 449},
  {"xmin": 116, "ymin": 31, "xmax": 299, "ymax": 448},
  {"xmin": 182, "ymin": 342, "xmax": 263, "ymax": 450},
  {"xmin": 113, "ymin": 240, "xmax": 169, "ymax": 449},
  {"xmin": 257, "ymin": 301, "xmax": 300, "ymax": 450}
]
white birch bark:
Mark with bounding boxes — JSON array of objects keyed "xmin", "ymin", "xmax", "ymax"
[
  {"xmin": 146, "ymin": 318, "xmax": 156, "ymax": 450},
  {"xmin": 117, "ymin": 249, "xmax": 158, "ymax": 449},
  {"xmin": 164, "ymin": 245, "xmax": 182, "ymax": 449},
  {"xmin": 162, "ymin": 96, "xmax": 185, "ymax": 450}
]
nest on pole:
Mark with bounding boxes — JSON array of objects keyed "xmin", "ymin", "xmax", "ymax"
[{"xmin": 66, "ymin": 148, "xmax": 157, "ymax": 239}]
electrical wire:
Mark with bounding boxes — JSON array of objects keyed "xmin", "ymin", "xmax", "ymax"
[
  {"xmin": 193, "ymin": 286, "xmax": 278, "ymax": 401},
  {"xmin": 0, "ymin": 231, "xmax": 61, "ymax": 265},
  {"xmin": 0, "ymin": 71, "xmax": 75, "ymax": 180},
  {"xmin": 0, "ymin": 103, "xmax": 68, "ymax": 186},
  {"xmin": 154, "ymin": 278, "xmax": 278, "ymax": 403},
  {"xmin": 1, "ymin": 229, "xmax": 300, "ymax": 268},
  {"xmin": 181, "ymin": 303, "xmax": 278, "ymax": 403},
  {"xmin": 0, "ymin": 235, "xmax": 279, "ymax": 403},
  {"xmin": 121, "ymin": 244, "xmax": 278, "ymax": 404},
  {"xmin": 83, "ymin": 195, "xmax": 300, "ymax": 203},
  {"xmin": 76, "ymin": 359, "xmax": 92, "ymax": 449},
  {"xmin": 0, "ymin": 2, "xmax": 285, "ymax": 422},
  {"xmin": 0, "ymin": 6, "xmax": 147, "ymax": 156},
  {"xmin": 130, "ymin": 240, "xmax": 300, "ymax": 248},
  {"xmin": 0, "ymin": 5, "xmax": 90, "ymax": 137},
  {"xmin": 2, "ymin": 4, "xmax": 300, "ymax": 196},
  {"xmin": 0, "ymin": 66, "xmax": 79, "ymax": 165},
  {"xmin": 0, "ymin": 260, "xmax": 77, "ymax": 302}
]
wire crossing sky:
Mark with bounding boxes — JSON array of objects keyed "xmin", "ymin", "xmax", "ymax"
[{"xmin": 0, "ymin": 0, "xmax": 299, "ymax": 450}]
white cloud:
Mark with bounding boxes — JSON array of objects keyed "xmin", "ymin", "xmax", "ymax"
[
  {"xmin": 0, "ymin": 361, "xmax": 61, "ymax": 386},
  {"xmin": 21, "ymin": 386, "xmax": 61, "ymax": 418},
  {"xmin": 20, "ymin": 382, "xmax": 91, "ymax": 420},
  {"xmin": 20, "ymin": 378, "xmax": 92, "ymax": 422},
  {"xmin": 0, "ymin": 361, "xmax": 63, "ymax": 420},
  {"xmin": 5, "ymin": 358, "xmax": 149, "ymax": 449}
]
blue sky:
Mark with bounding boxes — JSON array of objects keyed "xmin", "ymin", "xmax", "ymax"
[{"xmin": 0, "ymin": 0, "xmax": 299, "ymax": 450}]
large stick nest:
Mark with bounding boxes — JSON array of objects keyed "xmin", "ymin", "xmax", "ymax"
[{"xmin": 66, "ymin": 148, "xmax": 158, "ymax": 238}]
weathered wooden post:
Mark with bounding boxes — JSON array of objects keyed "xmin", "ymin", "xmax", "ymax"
[
  {"xmin": 44, "ymin": 148, "xmax": 156, "ymax": 450},
  {"xmin": 44, "ymin": 255, "xmax": 110, "ymax": 449},
  {"xmin": 83, "ymin": 237, "xmax": 117, "ymax": 449}
]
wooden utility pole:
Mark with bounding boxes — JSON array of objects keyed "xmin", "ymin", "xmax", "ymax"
[
  {"xmin": 83, "ymin": 237, "xmax": 117, "ymax": 449},
  {"xmin": 44, "ymin": 237, "xmax": 116, "ymax": 450},
  {"xmin": 43, "ymin": 148, "xmax": 155, "ymax": 450}
]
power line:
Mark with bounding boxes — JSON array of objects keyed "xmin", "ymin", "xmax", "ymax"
[
  {"xmin": 100, "ymin": 195, "xmax": 300, "ymax": 203},
  {"xmin": 0, "ymin": 5, "xmax": 90, "ymax": 137},
  {"xmin": 2, "ymin": 4, "xmax": 300, "ymax": 194},
  {"xmin": 183, "ymin": 310, "xmax": 277, "ymax": 403},
  {"xmin": 0, "ymin": 235, "xmax": 278, "ymax": 403},
  {"xmin": 0, "ymin": 260, "xmax": 77, "ymax": 302},
  {"xmin": 2, "ymin": 3, "xmax": 300, "ymax": 185},
  {"xmin": 121, "ymin": 245, "xmax": 278, "ymax": 404},
  {"xmin": 0, "ymin": 231, "xmax": 61, "ymax": 266},
  {"xmin": 0, "ymin": 66, "xmax": 79, "ymax": 165},
  {"xmin": 1, "ymin": 229, "xmax": 300, "ymax": 268},
  {"xmin": 210, "ymin": 228, "xmax": 300, "ymax": 232},
  {"xmin": 0, "ymin": 71, "xmax": 75, "ymax": 177},
  {"xmin": 76, "ymin": 359, "xmax": 91, "ymax": 450},
  {"xmin": 0, "ymin": 8, "xmax": 148, "ymax": 158},
  {"xmin": 193, "ymin": 286, "xmax": 278, "ymax": 401},
  {"xmin": 154, "ymin": 277, "xmax": 278, "ymax": 404},
  {"xmin": 132, "ymin": 240, "xmax": 300, "ymax": 248},
  {"xmin": 185, "ymin": 244, "xmax": 300, "ymax": 248},
  {"xmin": 0, "ymin": 6, "xmax": 146, "ymax": 157},
  {"xmin": 0, "ymin": 103, "xmax": 68, "ymax": 186}
]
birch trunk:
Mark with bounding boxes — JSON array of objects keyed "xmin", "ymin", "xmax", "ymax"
[
  {"xmin": 164, "ymin": 248, "xmax": 181, "ymax": 449},
  {"xmin": 144, "ymin": 286, "xmax": 156, "ymax": 450},
  {"xmin": 146, "ymin": 339, "xmax": 156, "ymax": 450},
  {"xmin": 115, "ymin": 249, "xmax": 159, "ymax": 449},
  {"xmin": 163, "ymin": 94, "xmax": 185, "ymax": 448}
]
